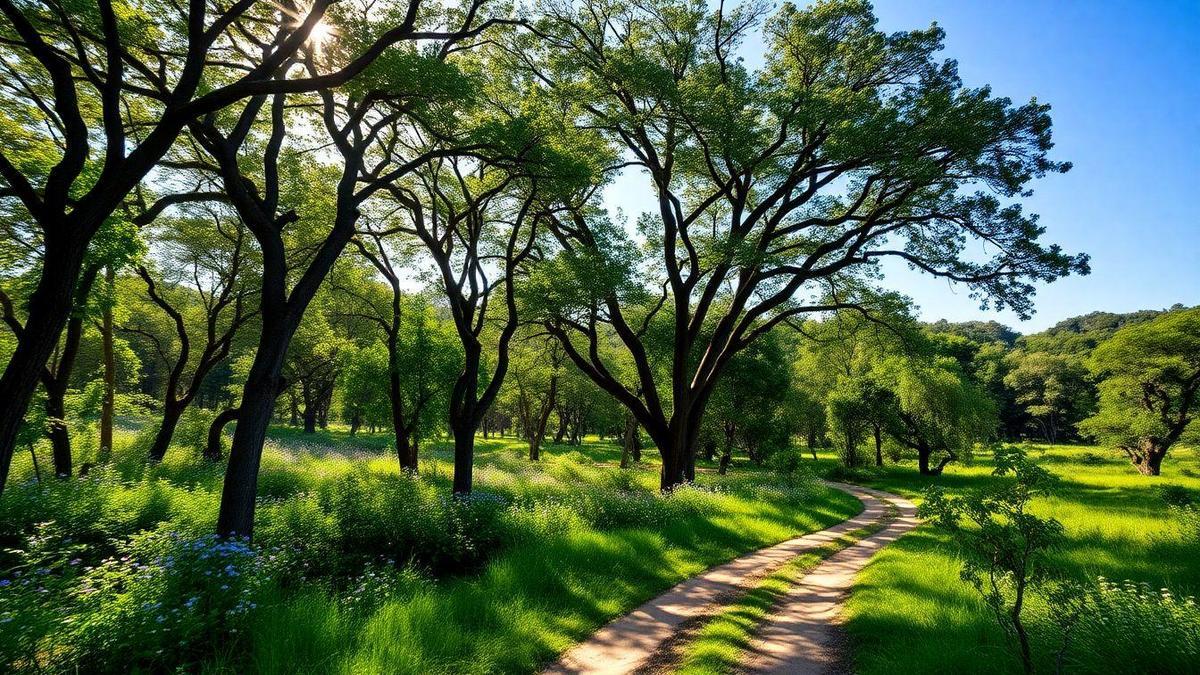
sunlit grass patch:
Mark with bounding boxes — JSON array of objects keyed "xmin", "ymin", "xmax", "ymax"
[
  {"xmin": 1, "ymin": 425, "xmax": 860, "ymax": 673},
  {"xmin": 836, "ymin": 443, "xmax": 1200, "ymax": 674}
]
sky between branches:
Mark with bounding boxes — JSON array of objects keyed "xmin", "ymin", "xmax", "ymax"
[{"xmin": 603, "ymin": 0, "xmax": 1199, "ymax": 332}]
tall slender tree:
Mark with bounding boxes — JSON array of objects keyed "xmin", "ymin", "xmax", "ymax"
[
  {"xmin": 388, "ymin": 156, "xmax": 541, "ymax": 494},
  {"xmin": 120, "ymin": 212, "xmax": 255, "ymax": 461},
  {"xmin": 195, "ymin": 3, "xmax": 508, "ymax": 534}
]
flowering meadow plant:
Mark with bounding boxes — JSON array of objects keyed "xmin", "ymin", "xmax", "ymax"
[{"xmin": 2, "ymin": 528, "xmax": 299, "ymax": 673}]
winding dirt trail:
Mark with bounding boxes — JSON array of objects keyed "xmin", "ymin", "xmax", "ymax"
[
  {"xmin": 544, "ymin": 483, "xmax": 914, "ymax": 675},
  {"xmin": 740, "ymin": 487, "xmax": 918, "ymax": 674}
]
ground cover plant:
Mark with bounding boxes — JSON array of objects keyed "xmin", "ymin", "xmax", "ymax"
[{"xmin": 0, "ymin": 427, "xmax": 860, "ymax": 673}]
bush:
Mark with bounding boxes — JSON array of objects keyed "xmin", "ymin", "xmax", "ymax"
[
  {"xmin": 765, "ymin": 445, "xmax": 805, "ymax": 478},
  {"xmin": 1172, "ymin": 504, "xmax": 1200, "ymax": 542},
  {"xmin": 1156, "ymin": 484, "xmax": 1195, "ymax": 507},
  {"xmin": 1065, "ymin": 578, "xmax": 1200, "ymax": 673},
  {"xmin": 1, "ymin": 529, "xmax": 296, "ymax": 673}
]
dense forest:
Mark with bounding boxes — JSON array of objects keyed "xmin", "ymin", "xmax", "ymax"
[{"xmin": 1, "ymin": 0, "xmax": 1197, "ymax": 671}]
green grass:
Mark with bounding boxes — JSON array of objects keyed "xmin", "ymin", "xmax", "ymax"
[
  {"xmin": 2, "ymin": 423, "xmax": 862, "ymax": 674},
  {"xmin": 248, "ymin": 435, "xmax": 861, "ymax": 674},
  {"xmin": 822, "ymin": 443, "xmax": 1200, "ymax": 674}
]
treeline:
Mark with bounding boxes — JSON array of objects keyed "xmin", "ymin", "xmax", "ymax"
[
  {"xmin": 774, "ymin": 305, "xmax": 1199, "ymax": 477},
  {"xmin": 6, "ymin": 0, "xmax": 1194, "ymax": 543}
]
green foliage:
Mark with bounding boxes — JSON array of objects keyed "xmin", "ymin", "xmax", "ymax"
[
  {"xmin": 1004, "ymin": 350, "xmax": 1093, "ymax": 441},
  {"xmin": 0, "ymin": 433, "xmax": 855, "ymax": 673},
  {"xmin": 339, "ymin": 342, "xmax": 393, "ymax": 428},
  {"xmin": 1080, "ymin": 307, "xmax": 1200, "ymax": 468},
  {"xmin": 886, "ymin": 355, "xmax": 997, "ymax": 464},
  {"xmin": 835, "ymin": 442, "xmax": 1200, "ymax": 674},
  {"xmin": 1062, "ymin": 578, "xmax": 1200, "ymax": 673}
]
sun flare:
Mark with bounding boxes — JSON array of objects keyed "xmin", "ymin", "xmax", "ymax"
[{"xmin": 307, "ymin": 18, "xmax": 335, "ymax": 50}]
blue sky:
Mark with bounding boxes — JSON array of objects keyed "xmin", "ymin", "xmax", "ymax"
[{"xmin": 605, "ymin": 1, "xmax": 1199, "ymax": 333}]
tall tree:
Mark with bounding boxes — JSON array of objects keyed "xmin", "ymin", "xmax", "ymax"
[
  {"xmin": 120, "ymin": 212, "xmax": 255, "ymax": 461},
  {"xmin": 0, "ymin": 217, "xmax": 140, "ymax": 475},
  {"xmin": 1080, "ymin": 307, "xmax": 1200, "ymax": 476},
  {"xmin": 98, "ymin": 266, "xmax": 115, "ymax": 458},
  {"xmin": 343, "ymin": 236, "xmax": 460, "ymax": 470},
  {"xmin": 882, "ymin": 355, "xmax": 997, "ymax": 475},
  {"xmin": 525, "ymin": 0, "xmax": 1087, "ymax": 489},
  {"xmin": 1004, "ymin": 350, "xmax": 1092, "ymax": 442},
  {"xmin": 200, "ymin": 3, "xmax": 509, "ymax": 535},
  {"xmin": 0, "ymin": 0, "xmax": 471, "ymax": 492},
  {"xmin": 508, "ymin": 333, "xmax": 564, "ymax": 461},
  {"xmin": 388, "ymin": 155, "xmax": 541, "ymax": 494}
]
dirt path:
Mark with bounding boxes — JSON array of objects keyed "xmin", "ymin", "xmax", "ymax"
[
  {"xmin": 740, "ymin": 487, "xmax": 919, "ymax": 674},
  {"xmin": 543, "ymin": 483, "xmax": 905, "ymax": 675}
]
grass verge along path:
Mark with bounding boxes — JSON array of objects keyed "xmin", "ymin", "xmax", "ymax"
[
  {"xmin": 740, "ymin": 487, "xmax": 918, "ymax": 674},
  {"xmin": 544, "ymin": 483, "xmax": 896, "ymax": 675},
  {"xmin": 669, "ymin": 503, "xmax": 899, "ymax": 674}
]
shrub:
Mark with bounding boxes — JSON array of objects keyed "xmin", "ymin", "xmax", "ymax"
[
  {"xmin": 1, "ymin": 529, "xmax": 296, "ymax": 674},
  {"xmin": 765, "ymin": 445, "xmax": 805, "ymax": 478},
  {"xmin": 1064, "ymin": 578, "xmax": 1200, "ymax": 673},
  {"xmin": 0, "ymin": 522, "xmax": 87, "ymax": 672},
  {"xmin": 1171, "ymin": 504, "xmax": 1200, "ymax": 542},
  {"xmin": 70, "ymin": 531, "xmax": 298, "ymax": 671},
  {"xmin": 920, "ymin": 446, "xmax": 1065, "ymax": 675},
  {"xmin": 1155, "ymin": 484, "xmax": 1195, "ymax": 507}
]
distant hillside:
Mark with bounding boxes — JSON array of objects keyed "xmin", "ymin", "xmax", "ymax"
[
  {"xmin": 927, "ymin": 305, "xmax": 1192, "ymax": 355},
  {"xmin": 924, "ymin": 319, "xmax": 1019, "ymax": 347}
]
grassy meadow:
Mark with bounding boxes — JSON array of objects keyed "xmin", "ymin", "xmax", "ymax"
[
  {"xmin": 0, "ymin": 423, "xmax": 860, "ymax": 674},
  {"xmin": 830, "ymin": 444, "xmax": 1200, "ymax": 674}
]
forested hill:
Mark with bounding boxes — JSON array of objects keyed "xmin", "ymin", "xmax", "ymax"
[
  {"xmin": 928, "ymin": 305, "xmax": 1187, "ymax": 352},
  {"xmin": 921, "ymin": 304, "xmax": 1196, "ymax": 443}
]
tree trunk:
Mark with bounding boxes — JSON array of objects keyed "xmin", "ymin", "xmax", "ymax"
[
  {"xmin": 451, "ymin": 420, "xmax": 474, "ymax": 495},
  {"xmin": 718, "ymin": 451, "xmax": 732, "ymax": 475},
  {"xmin": 147, "ymin": 402, "xmax": 184, "ymax": 462},
  {"xmin": 530, "ymin": 377, "xmax": 557, "ymax": 461},
  {"xmin": 1012, "ymin": 578, "xmax": 1034, "ymax": 675},
  {"xmin": 216, "ymin": 321, "xmax": 290, "ymax": 538},
  {"xmin": 34, "ymin": 267, "xmax": 96, "ymax": 481},
  {"xmin": 874, "ymin": 424, "xmax": 884, "ymax": 467},
  {"xmin": 553, "ymin": 410, "xmax": 567, "ymax": 444},
  {"xmin": 288, "ymin": 393, "xmax": 299, "ymax": 426},
  {"xmin": 44, "ymin": 389, "xmax": 71, "ymax": 478},
  {"xmin": 205, "ymin": 407, "xmax": 239, "ymax": 461},
  {"xmin": 917, "ymin": 443, "xmax": 956, "ymax": 475},
  {"xmin": 302, "ymin": 396, "xmax": 317, "ymax": 434},
  {"xmin": 0, "ymin": 241, "xmax": 86, "ymax": 495},
  {"xmin": 397, "ymin": 426, "xmax": 413, "ymax": 473},
  {"xmin": 660, "ymin": 425, "xmax": 698, "ymax": 491},
  {"xmin": 99, "ymin": 268, "xmax": 116, "ymax": 459},
  {"xmin": 1129, "ymin": 439, "xmax": 1167, "ymax": 476},
  {"xmin": 917, "ymin": 444, "xmax": 933, "ymax": 475},
  {"xmin": 718, "ymin": 420, "xmax": 735, "ymax": 476},
  {"xmin": 620, "ymin": 414, "xmax": 638, "ymax": 469}
]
